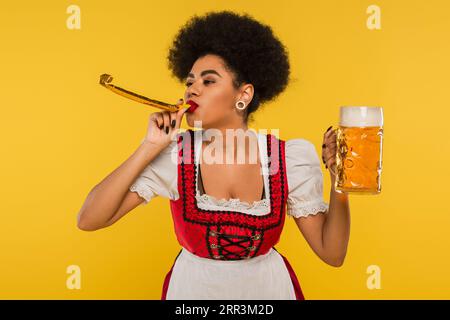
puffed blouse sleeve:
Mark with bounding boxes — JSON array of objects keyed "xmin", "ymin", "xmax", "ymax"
[
  {"xmin": 285, "ymin": 139, "xmax": 329, "ymax": 218},
  {"xmin": 129, "ymin": 138, "xmax": 179, "ymax": 205}
]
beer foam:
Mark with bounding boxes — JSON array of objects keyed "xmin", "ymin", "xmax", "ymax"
[{"xmin": 339, "ymin": 106, "xmax": 383, "ymax": 127}]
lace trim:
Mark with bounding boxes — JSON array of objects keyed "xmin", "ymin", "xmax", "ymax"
[
  {"xmin": 287, "ymin": 200, "xmax": 329, "ymax": 218},
  {"xmin": 130, "ymin": 182, "xmax": 154, "ymax": 204},
  {"xmin": 195, "ymin": 193, "xmax": 271, "ymax": 215}
]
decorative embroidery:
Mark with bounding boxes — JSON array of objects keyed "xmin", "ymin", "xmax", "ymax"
[
  {"xmin": 185, "ymin": 131, "xmax": 285, "ymax": 228},
  {"xmin": 287, "ymin": 201, "xmax": 329, "ymax": 218},
  {"xmin": 129, "ymin": 183, "xmax": 153, "ymax": 203},
  {"xmin": 196, "ymin": 193, "xmax": 270, "ymax": 215},
  {"xmin": 170, "ymin": 129, "xmax": 288, "ymax": 260},
  {"xmin": 206, "ymin": 225, "xmax": 263, "ymax": 260}
]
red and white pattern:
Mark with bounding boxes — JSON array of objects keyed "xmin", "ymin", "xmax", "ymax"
[{"xmin": 163, "ymin": 129, "xmax": 305, "ymax": 299}]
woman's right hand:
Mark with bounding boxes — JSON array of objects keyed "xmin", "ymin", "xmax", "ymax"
[{"xmin": 143, "ymin": 98, "xmax": 189, "ymax": 150}]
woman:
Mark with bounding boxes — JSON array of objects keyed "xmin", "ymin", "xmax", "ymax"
[{"xmin": 77, "ymin": 11, "xmax": 350, "ymax": 300}]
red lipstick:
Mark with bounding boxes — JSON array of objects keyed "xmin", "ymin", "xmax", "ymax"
[{"xmin": 187, "ymin": 100, "xmax": 199, "ymax": 113}]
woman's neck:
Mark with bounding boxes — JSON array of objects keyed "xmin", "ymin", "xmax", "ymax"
[{"xmin": 201, "ymin": 124, "xmax": 259, "ymax": 164}]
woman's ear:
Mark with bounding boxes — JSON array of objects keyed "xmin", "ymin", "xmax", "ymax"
[{"xmin": 239, "ymin": 83, "xmax": 254, "ymax": 106}]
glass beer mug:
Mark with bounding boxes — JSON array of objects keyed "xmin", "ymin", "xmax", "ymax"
[{"xmin": 332, "ymin": 106, "xmax": 384, "ymax": 194}]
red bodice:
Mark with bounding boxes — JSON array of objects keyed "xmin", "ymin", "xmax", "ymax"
[{"xmin": 169, "ymin": 129, "xmax": 288, "ymax": 260}]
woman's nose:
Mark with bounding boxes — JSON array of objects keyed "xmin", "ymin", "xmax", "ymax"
[
  {"xmin": 186, "ymin": 80, "xmax": 201, "ymax": 97},
  {"xmin": 186, "ymin": 90, "xmax": 199, "ymax": 101}
]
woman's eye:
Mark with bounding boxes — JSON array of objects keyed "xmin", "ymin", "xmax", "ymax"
[{"xmin": 185, "ymin": 80, "xmax": 214, "ymax": 87}]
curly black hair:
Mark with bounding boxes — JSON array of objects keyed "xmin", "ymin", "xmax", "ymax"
[{"xmin": 166, "ymin": 10, "xmax": 291, "ymax": 124}]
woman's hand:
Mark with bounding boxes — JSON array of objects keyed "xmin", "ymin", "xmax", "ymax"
[
  {"xmin": 321, "ymin": 126, "xmax": 337, "ymax": 176},
  {"xmin": 143, "ymin": 98, "xmax": 189, "ymax": 150}
]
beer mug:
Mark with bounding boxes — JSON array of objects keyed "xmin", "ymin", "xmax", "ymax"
[{"xmin": 332, "ymin": 106, "xmax": 384, "ymax": 194}]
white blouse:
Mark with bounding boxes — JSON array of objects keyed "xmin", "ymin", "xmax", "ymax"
[
  {"xmin": 130, "ymin": 130, "xmax": 329, "ymax": 218},
  {"xmin": 129, "ymin": 130, "xmax": 329, "ymax": 299}
]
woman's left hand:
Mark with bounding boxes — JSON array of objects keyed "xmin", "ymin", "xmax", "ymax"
[{"xmin": 322, "ymin": 126, "xmax": 337, "ymax": 175}]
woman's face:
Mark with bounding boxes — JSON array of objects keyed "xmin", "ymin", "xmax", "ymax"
[{"xmin": 184, "ymin": 54, "xmax": 253, "ymax": 129}]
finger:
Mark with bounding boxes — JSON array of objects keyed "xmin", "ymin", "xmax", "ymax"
[
  {"xmin": 175, "ymin": 104, "xmax": 188, "ymax": 129},
  {"xmin": 170, "ymin": 99, "xmax": 184, "ymax": 128},
  {"xmin": 322, "ymin": 141, "xmax": 336, "ymax": 150},
  {"xmin": 324, "ymin": 129, "xmax": 336, "ymax": 141},
  {"xmin": 151, "ymin": 113, "xmax": 163, "ymax": 130},
  {"xmin": 321, "ymin": 138, "xmax": 336, "ymax": 151},
  {"xmin": 157, "ymin": 113, "xmax": 166, "ymax": 130},
  {"xmin": 324, "ymin": 133, "xmax": 337, "ymax": 146},
  {"xmin": 321, "ymin": 150, "xmax": 329, "ymax": 164},
  {"xmin": 324, "ymin": 128, "xmax": 337, "ymax": 142},
  {"xmin": 328, "ymin": 162, "xmax": 337, "ymax": 174},
  {"xmin": 324, "ymin": 142, "xmax": 337, "ymax": 152},
  {"xmin": 328, "ymin": 160, "xmax": 337, "ymax": 167},
  {"xmin": 326, "ymin": 160, "xmax": 336, "ymax": 171},
  {"xmin": 162, "ymin": 112, "xmax": 171, "ymax": 134},
  {"xmin": 322, "ymin": 147, "xmax": 336, "ymax": 163},
  {"xmin": 321, "ymin": 143, "xmax": 327, "ymax": 159},
  {"xmin": 324, "ymin": 153, "xmax": 336, "ymax": 164},
  {"xmin": 323, "ymin": 126, "xmax": 333, "ymax": 136},
  {"xmin": 169, "ymin": 111, "xmax": 176, "ymax": 129},
  {"xmin": 324, "ymin": 145, "xmax": 337, "ymax": 156}
]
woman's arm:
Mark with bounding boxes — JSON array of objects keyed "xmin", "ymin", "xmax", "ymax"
[
  {"xmin": 76, "ymin": 140, "xmax": 165, "ymax": 231},
  {"xmin": 77, "ymin": 102, "xmax": 188, "ymax": 231},
  {"xmin": 293, "ymin": 127, "xmax": 350, "ymax": 267},
  {"xmin": 294, "ymin": 172, "xmax": 350, "ymax": 267}
]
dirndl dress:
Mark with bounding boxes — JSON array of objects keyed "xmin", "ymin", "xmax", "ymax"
[{"xmin": 130, "ymin": 129, "xmax": 329, "ymax": 300}]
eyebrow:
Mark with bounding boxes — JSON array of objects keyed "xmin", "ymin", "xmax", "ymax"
[{"xmin": 187, "ymin": 69, "xmax": 222, "ymax": 79}]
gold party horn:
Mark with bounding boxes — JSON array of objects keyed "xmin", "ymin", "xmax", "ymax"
[{"xmin": 99, "ymin": 73, "xmax": 191, "ymax": 112}]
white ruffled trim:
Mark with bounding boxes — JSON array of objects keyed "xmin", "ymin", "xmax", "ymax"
[
  {"xmin": 287, "ymin": 200, "xmax": 329, "ymax": 218},
  {"xmin": 130, "ymin": 182, "xmax": 154, "ymax": 204},
  {"xmin": 195, "ymin": 193, "xmax": 271, "ymax": 216}
]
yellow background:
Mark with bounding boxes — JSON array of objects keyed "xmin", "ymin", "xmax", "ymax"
[{"xmin": 1, "ymin": 0, "xmax": 449, "ymax": 299}]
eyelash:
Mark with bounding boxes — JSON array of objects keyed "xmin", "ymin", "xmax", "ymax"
[{"xmin": 185, "ymin": 80, "xmax": 214, "ymax": 87}]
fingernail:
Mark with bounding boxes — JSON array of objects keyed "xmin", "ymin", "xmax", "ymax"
[
  {"xmin": 322, "ymin": 143, "xmax": 326, "ymax": 148},
  {"xmin": 326, "ymin": 126, "xmax": 332, "ymax": 133},
  {"xmin": 165, "ymin": 126, "xmax": 169, "ymax": 134},
  {"xmin": 159, "ymin": 124, "xmax": 164, "ymax": 129},
  {"xmin": 325, "ymin": 164, "xmax": 328, "ymax": 169},
  {"xmin": 171, "ymin": 120, "xmax": 176, "ymax": 128}
]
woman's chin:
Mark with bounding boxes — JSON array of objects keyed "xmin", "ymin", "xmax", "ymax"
[
  {"xmin": 186, "ymin": 113, "xmax": 204, "ymax": 128},
  {"xmin": 185, "ymin": 115, "xmax": 196, "ymax": 128}
]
